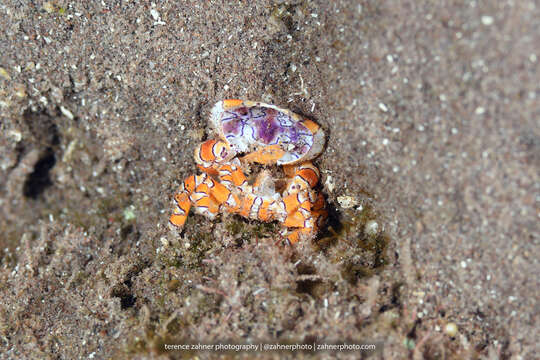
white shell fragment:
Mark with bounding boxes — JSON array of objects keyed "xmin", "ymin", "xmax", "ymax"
[{"xmin": 337, "ymin": 195, "xmax": 358, "ymax": 209}]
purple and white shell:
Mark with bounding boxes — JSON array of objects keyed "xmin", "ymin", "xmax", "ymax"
[{"xmin": 210, "ymin": 100, "xmax": 325, "ymax": 165}]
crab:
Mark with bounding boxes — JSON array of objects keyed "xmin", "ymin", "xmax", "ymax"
[{"xmin": 169, "ymin": 99, "xmax": 327, "ymax": 244}]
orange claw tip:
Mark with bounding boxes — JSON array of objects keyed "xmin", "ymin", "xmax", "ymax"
[
  {"xmin": 173, "ymin": 194, "xmax": 191, "ymax": 213},
  {"xmin": 169, "ymin": 214, "xmax": 187, "ymax": 227},
  {"xmin": 182, "ymin": 175, "xmax": 197, "ymax": 193},
  {"xmin": 283, "ymin": 211, "xmax": 307, "ymax": 228},
  {"xmin": 210, "ymin": 181, "xmax": 231, "ymax": 203},
  {"xmin": 286, "ymin": 231, "xmax": 300, "ymax": 245},
  {"xmin": 198, "ymin": 139, "xmax": 219, "ymax": 162},
  {"xmin": 286, "ymin": 227, "xmax": 315, "ymax": 244},
  {"xmin": 231, "ymin": 169, "xmax": 247, "ymax": 187}
]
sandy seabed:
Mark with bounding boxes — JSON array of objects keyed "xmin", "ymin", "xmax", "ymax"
[{"xmin": 0, "ymin": 1, "xmax": 538, "ymax": 359}]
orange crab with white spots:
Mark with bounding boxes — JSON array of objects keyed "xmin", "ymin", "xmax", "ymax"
[{"xmin": 169, "ymin": 99, "xmax": 327, "ymax": 244}]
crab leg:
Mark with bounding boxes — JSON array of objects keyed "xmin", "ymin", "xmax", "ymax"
[
  {"xmin": 189, "ymin": 180, "xmax": 221, "ymax": 219},
  {"xmin": 169, "ymin": 173, "xmax": 237, "ymax": 228},
  {"xmin": 278, "ymin": 162, "xmax": 326, "ymax": 244},
  {"xmin": 284, "ymin": 190, "xmax": 328, "ymax": 241},
  {"xmin": 169, "ymin": 175, "xmax": 197, "ymax": 228},
  {"xmin": 194, "ymin": 139, "xmax": 236, "ymax": 175},
  {"xmin": 192, "ymin": 139, "xmax": 249, "ymax": 192},
  {"xmin": 282, "ymin": 162, "xmax": 320, "ymax": 195},
  {"xmin": 281, "ymin": 192, "xmax": 316, "ymax": 244},
  {"xmin": 284, "ymin": 227, "xmax": 314, "ymax": 245},
  {"xmin": 311, "ymin": 192, "xmax": 328, "ymax": 229},
  {"xmin": 216, "ymin": 159, "xmax": 248, "ymax": 191},
  {"xmin": 170, "ymin": 193, "xmax": 192, "ymax": 228},
  {"xmin": 227, "ymin": 177, "xmax": 281, "ymax": 221}
]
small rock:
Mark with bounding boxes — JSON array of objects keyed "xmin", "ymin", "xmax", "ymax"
[
  {"xmin": 337, "ymin": 195, "xmax": 358, "ymax": 209},
  {"xmin": 365, "ymin": 220, "xmax": 380, "ymax": 236},
  {"xmin": 60, "ymin": 106, "xmax": 74, "ymax": 120},
  {"xmin": 160, "ymin": 237, "xmax": 169, "ymax": 247},
  {"xmin": 123, "ymin": 205, "xmax": 136, "ymax": 221},
  {"xmin": 14, "ymin": 84, "xmax": 26, "ymax": 98},
  {"xmin": 150, "ymin": 9, "xmax": 160, "ymax": 21},
  {"xmin": 445, "ymin": 323, "xmax": 458, "ymax": 337},
  {"xmin": 481, "ymin": 15, "xmax": 494, "ymax": 26},
  {"xmin": 43, "ymin": 1, "xmax": 55, "ymax": 13},
  {"xmin": 0, "ymin": 67, "xmax": 10, "ymax": 80},
  {"xmin": 324, "ymin": 175, "xmax": 335, "ymax": 192}
]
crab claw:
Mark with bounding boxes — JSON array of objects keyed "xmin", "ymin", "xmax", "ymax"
[{"xmin": 195, "ymin": 139, "xmax": 236, "ymax": 165}]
